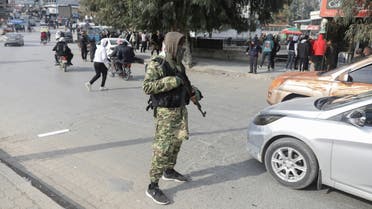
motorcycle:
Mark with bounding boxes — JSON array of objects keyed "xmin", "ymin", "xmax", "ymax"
[
  {"xmin": 41, "ymin": 38, "xmax": 47, "ymax": 45},
  {"xmin": 108, "ymin": 57, "xmax": 132, "ymax": 80},
  {"xmin": 58, "ymin": 55, "xmax": 69, "ymax": 72},
  {"xmin": 121, "ymin": 63, "xmax": 132, "ymax": 81}
]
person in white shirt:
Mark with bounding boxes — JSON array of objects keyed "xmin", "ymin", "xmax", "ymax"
[
  {"xmin": 141, "ymin": 31, "xmax": 148, "ymax": 53},
  {"xmin": 85, "ymin": 39, "xmax": 110, "ymax": 91}
]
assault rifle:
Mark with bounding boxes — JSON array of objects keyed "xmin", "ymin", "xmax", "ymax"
[{"xmin": 176, "ymin": 66, "xmax": 206, "ymax": 117}]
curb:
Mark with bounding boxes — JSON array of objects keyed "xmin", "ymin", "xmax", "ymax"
[
  {"xmin": 189, "ymin": 66, "xmax": 280, "ymax": 80},
  {"xmin": 0, "ymin": 149, "xmax": 84, "ymax": 209}
]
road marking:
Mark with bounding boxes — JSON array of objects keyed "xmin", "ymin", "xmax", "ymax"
[{"xmin": 37, "ymin": 129, "xmax": 70, "ymax": 138}]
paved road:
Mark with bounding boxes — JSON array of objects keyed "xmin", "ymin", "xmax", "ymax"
[{"xmin": 0, "ymin": 30, "xmax": 371, "ymax": 209}]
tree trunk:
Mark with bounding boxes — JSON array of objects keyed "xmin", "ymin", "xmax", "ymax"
[{"xmin": 183, "ymin": 32, "xmax": 193, "ymax": 68}]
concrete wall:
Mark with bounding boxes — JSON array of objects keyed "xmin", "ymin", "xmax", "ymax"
[
  {"xmin": 192, "ymin": 45, "xmax": 288, "ymax": 62},
  {"xmin": 192, "ymin": 47, "xmax": 249, "ymax": 62}
]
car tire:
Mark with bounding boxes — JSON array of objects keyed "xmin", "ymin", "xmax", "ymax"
[
  {"xmin": 264, "ymin": 137, "xmax": 318, "ymax": 189},
  {"xmin": 4, "ymin": 44, "xmax": 7, "ymax": 47}
]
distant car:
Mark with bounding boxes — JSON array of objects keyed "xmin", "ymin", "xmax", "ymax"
[
  {"xmin": 247, "ymin": 91, "xmax": 372, "ymax": 201},
  {"xmin": 64, "ymin": 31, "xmax": 73, "ymax": 43},
  {"xmin": 267, "ymin": 56, "xmax": 372, "ymax": 105},
  {"xmin": 96, "ymin": 38, "xmax": 131, "ymax": 56},
  {"xmin": 4, "ymin": 33, "xmax": 24, "ymax": 46}
]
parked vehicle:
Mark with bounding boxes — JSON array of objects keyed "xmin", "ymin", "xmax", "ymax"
[
  {"xmin": 247, "ymin": 91, "xmax": 372, "ymax": 201},
  {"xmin": 267, "ymin": 56, "xmax": 372, "ymax": 105},
  {"xmin": 4, "ymin": 33, "xmax": 24, "ymax": 46}
]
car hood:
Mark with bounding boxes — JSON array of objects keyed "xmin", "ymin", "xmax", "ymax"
[{"xmin": 262, "ymin": 97, "xmax": 321, "ymax": 118}]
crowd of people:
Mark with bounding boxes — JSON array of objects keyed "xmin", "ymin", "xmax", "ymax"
[
  {"xmin": 50, "ymin": 27, "xmax": 166, "ymax": 92},
  {"xmin": 246, "ymin": 32, "xmax": 372, "ymax": 73}
]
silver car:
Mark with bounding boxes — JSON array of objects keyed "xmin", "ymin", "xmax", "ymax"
[
  {"xmin": 4, "ymin": 33, "xmax": 24, "ymax": 46},
  {"xmin": 247, "ymin": 91, "xmax": 372, "ymax": 201}
]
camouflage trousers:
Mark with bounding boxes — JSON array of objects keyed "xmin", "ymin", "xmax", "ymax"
[{"xmin": 149, "ymin": 106, "xmax": 189, "ymax": 183}]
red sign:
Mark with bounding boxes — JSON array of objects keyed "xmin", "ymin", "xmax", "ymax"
[
  {"xmin": 307, "ymin": 25, "xmax": 320, "ymax": 30},
  {"xmin": 320, "ymin": 0, "xmax": 371, "ymax": 17}
]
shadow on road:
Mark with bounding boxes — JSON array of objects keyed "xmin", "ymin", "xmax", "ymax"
[
  {"xmin": 67, "ymin": 67, "xmax": 94, "ymax": 72},
  {"xmin": 165, "ymin": 159, "xmax": 266, "ymax": 199},
  {"xmin": 13, "ymin": 127, "xmax": 248, "ymax": 161},
  {"xmin": 0, "ymin": 59, "xmax": 44, "ymax": 64},
  {"xmin": 104, "ymin": 86, "xmax": 142, "ymax": 91},
  {"xmin": 131, "ymin": 75, "xmax": 145, "ymax": 81}
]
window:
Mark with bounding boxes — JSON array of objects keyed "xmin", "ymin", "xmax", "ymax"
[
  {"xmin": 365, "ymin": 105, "xmax": 372, "ymax": 126},
  {"xmin": 349, "ymin": 65, "xmax": 372, "ymax": 84}
]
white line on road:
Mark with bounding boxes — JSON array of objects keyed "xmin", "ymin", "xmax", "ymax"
[{"xmin": 37, "ymin": 129, "xmax": 70, "ymax": 138}]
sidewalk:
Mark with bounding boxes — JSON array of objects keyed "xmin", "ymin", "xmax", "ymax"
[
  {"xmin": 0, "ymin": 161, "xmax": 62, "ymax": 209},
  {"xmin": 190, "ymin": 57, "xmax": 288, "ymax": 80}
]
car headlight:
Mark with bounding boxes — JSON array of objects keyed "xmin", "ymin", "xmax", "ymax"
[
  {"xmin": 253, "ymin": 114, "xmax": 285, "ymax": 126},
  {"xmin": 268, "ymin": 77, "xmax": 286, "ymax": 92}
]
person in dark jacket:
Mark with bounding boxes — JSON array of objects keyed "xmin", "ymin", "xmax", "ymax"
[
  {"xmin": 52, "ymin": 37, "xmax": 73, "ymax": 65},
  {"xmin": 79, "ymin": 32, "xmax": 89, "ymax": 61},
  {"xmin": 297, "ymin": 35, "xmax": 312, "ymax": 71},
  {"xmin": 89, "ymin": 38, "xmax": 97, "ymax": 62},
  {"xmin": 117, "ymin": 41, "xmax": 135, "ymax": 64},
  {"xmin": 325, "ymin": 39, "xmax": 337, "ymax": 71},
  {"xmin": 246, "ymin": 40, "xmax": 262, "ymax": 74},
  {"xmin": 285, "ymin": 36, "xmax": 297, "ymax": 71},
  {"xmin": 151, "ymin": 31, "xmax": 160, "ymax": 55},
  {"xmin": 110, "ymin": 40, "xmax": 135, "ymax": 72},
  {"xmin": 270, "ymin": 35, "xmax": 281, "ymax": 70}
]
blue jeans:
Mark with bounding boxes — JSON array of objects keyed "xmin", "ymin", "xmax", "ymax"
[
  {"xmin": 260, "ymin": 51, "xmax": 271, "ymax": 68},
  {"xmin": 286, "ymin": 51, "xmax": 295, "ymax": 70}
]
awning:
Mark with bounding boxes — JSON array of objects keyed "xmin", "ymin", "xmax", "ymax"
[{"xmin": 281, "ymin": 27, "xmax": 302, "ymax": 35}]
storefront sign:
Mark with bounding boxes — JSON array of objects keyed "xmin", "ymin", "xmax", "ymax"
[{"xmin": 320, "ymin": 0, "xmax": 371, "ymax": 17}]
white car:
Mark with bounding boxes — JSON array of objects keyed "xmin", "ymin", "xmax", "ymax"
[
  {"xmin": 96, "ymin": 38, "xmax": 131, "ymax": 57},
  {"xmin": 4, "ymin": 33, "xmax": 24, "ymax": 46},
  {"xmin": 247, "ymin": 91, "xmax": 372, "ymax": 201}
]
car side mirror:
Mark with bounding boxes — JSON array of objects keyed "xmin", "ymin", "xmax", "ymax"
[
  {"xmin": 339, "ymin": 72, "xmax": 353, "ymax": 83},
  {"xmin": 345, "ymin": 110, "xmax": 366, "ymax": 127}
]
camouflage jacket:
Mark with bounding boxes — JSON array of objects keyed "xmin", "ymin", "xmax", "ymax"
[
  {"xmin": 143, "ymin": 54, "xmax": 184, "ymax": 95},
  {"xmin": 143, "ymin": 54, "xmax": 191, "ymax": 108}
]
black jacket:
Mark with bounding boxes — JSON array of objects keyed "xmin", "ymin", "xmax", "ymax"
[
  {"xmin": 53, "ymin": 41, "xmax": 71, "ymax": 56},
  {"xmin": 297, "ymin": 40, "xmax": 311, "ymax": 59},
  {"xmin": 115, "ymin": 45, "xmax": 135, "ymax": 63}
]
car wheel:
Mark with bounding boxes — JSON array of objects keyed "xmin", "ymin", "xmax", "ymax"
[
  {"xmin": 4, "ymin": 44, "xmax": 7, "ymax": 47},
  {"xmin": 264, "ymin": 137, "xmax": 318, "ymax": 189}
]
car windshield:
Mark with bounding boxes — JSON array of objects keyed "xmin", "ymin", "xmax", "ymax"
[
  {"xmin": 317, "ymin": 56, "xmax": 371, "ymax": 77},
  {"xmin": 315, "ymin": 91, "xmax": 372, "ymax": 110},
  {"xmin": 317, "ymin": 64, "xmax": 350, "ymax": 76},
  {"xmin": 109, "ymin": 40, "xmax": 117, "ymax": 45}
]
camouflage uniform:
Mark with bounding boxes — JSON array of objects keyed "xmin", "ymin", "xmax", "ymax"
[{"xmin": 143, "ymin": 55, "xmax": 189, "ymax": 183}]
